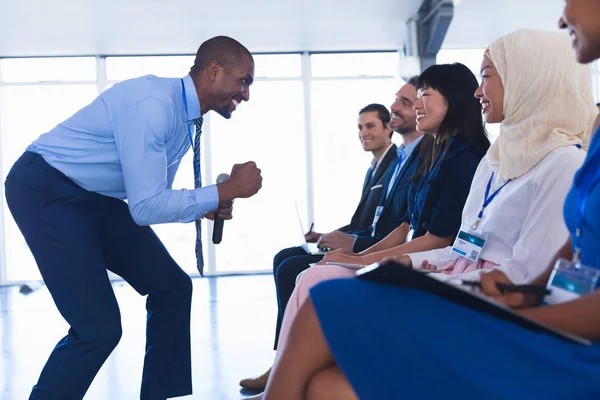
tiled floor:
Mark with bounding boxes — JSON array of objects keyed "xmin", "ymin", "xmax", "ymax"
[{"xmin": 0, "ymin": 275, "xmax": 277, "ymax": 399}]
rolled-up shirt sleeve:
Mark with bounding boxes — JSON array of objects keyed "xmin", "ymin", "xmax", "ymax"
[{"xmin": 112, "ymin": 97, "xmax": 218, "ymax": 226}]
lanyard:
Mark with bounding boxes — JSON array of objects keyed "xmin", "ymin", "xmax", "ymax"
[
  {"xmin": 573, "ymin": 152, "xmax": 600, "ymax": 262},
  {"xmin": 378, "ymin": 152, "xmax": 405, "ymax": 206},
  {"xmin": 414, "ymin": 137, "xmax": 455, "ymax": 197},
  {"xmin": 472, "ymin": 173, "xmax": 511, "ymax": 230},
  {"xmin": 181, "ymin": 79, "xmax": 199, "ymax": 178}
]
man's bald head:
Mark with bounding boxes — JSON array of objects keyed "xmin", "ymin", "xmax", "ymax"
[{"xmin": 190, "ymin": 36, "xmax": 253, "ymax": 75}]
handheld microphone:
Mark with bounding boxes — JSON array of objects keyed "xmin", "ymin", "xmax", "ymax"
[{"xmin": 212, "ymin": 173, "xmax": 230, "ymax": 244}]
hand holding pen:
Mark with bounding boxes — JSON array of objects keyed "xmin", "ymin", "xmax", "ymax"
[
  {"xmin": 453, "ymin": 280, "xmax": 550, "ymax": 295},
  {"xmin": 473, "ymin": 269, "xmax": 547, "ymax": 309},
  {"xmin": 305, "ymin": 222, "xmax": 322, "ymax": 243}
]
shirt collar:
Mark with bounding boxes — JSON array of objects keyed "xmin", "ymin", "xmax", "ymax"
[
  {"xmin": 182, "ymin": 74, "xmax": 202, "ymax": 121},
  {"xmin": 372, "ymin": 143, "xmax": 395, "ymax": 168},
  {"xmin": 397, "ymin": 134, "xmax": 424, "ymax": 159}
]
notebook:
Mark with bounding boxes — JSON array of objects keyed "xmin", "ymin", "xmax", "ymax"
[{"xmin": 356, "ymin": 262, "xmax": 591, "ymax": 346}]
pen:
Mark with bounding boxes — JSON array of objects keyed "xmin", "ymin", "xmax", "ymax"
[
  {"xmin": 308, "ymin": 222, "xmax": 314, "ymax": 234},
  {"xmin": 453, "ymin": 280, "xmax": 551, "ymax": 296}
]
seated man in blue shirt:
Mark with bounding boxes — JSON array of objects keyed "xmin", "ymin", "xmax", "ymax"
[{"xmin": 4, "ymin": 36, "xmax": 261, "ymax": 400}]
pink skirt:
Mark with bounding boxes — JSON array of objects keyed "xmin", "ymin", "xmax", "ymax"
[{"xmin": 276, "ymin": 258, "xmax": 499, "ymax": 350}]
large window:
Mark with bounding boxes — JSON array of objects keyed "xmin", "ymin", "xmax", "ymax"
[
  {"xmin": 104, "ymin": 54, "xmax": 306, "ymax": 275},
  {"xmin": 310, "ymin": 78, "xmax": 402, "ymax": 231},
  {"xmin": 1, "ymin": 57, "xmax": 97, "ymax": 82},
  {"xmin": 309, "ymin": 52, "xmax": 401, "ymax": 232},
  {"xmin": 210, "ymin": 80, "xmax": 306, "ymax": 272},
  {"xmin": 106, "ymin": 56, "xmax": 193, "ymax": 81},
  {"xmin": 0, "ymin": 51, "xmax": 408, "ymax": 282},
  {"xmin": 0, "ymin": 58, "xmax": 98, "ymax": 282}
]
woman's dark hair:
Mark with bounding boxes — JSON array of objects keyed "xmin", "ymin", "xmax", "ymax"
[{"xmin": 413, "ymin": 63, "xmax": 490, "ymax": 180}]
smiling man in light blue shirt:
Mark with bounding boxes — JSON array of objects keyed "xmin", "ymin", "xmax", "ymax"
[{"xmin": 4, "ymin": 36, "xmax": 262, "ymax": 400}]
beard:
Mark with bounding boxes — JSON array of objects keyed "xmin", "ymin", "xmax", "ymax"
[
  {"xmin": 215, "ymin": 106, "xmax": 232, "ymax": 119},
  {"xmin": 393, "ymin": 124, "xmax": 416, "ymax": 135}
]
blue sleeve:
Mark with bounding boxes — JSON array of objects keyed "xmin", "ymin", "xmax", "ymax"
[
  {"xmin": 426, "ymin": 152, "xmax": 479, "ymax": 237},
  {"xmin": 352, "ymin": 235, "xmax": 377, "ymax": 253},
  {"xmin": 166, "ymin": 158, "xmax": 181, "ymax": 190},
  {"xmin": 112, "ymin": 97, "xmax": 219, "ymax": 226}
]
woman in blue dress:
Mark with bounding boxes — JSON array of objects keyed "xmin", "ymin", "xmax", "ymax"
[{"xmin": 261, "ymin": 2, "xmax": 600, "ymax": 399}]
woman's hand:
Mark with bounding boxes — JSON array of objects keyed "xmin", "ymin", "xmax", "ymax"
[
  {"xmin": 380, "ymin": 255, "xmax": 413, "ymax": 268},
  {"xmin": 316, "ymin": 249, "xmax": 363, "ymax": 266},
  {"xmin": 418, "ymin": 260, "xmax": 437, "ymax": 270},
  {"xmin": 479, "ymin": 269, "xmax": 541, "ymax": 309}
]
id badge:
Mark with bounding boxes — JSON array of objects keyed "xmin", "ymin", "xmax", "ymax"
[
  {"xmin": 371, "ymin": 206, "xmax": 384, "ymax": 237},
  {"xmin": 450, "ymin": 223, "xmax": 487, "ymax": 263},
  {"xmin": 406, "ymin": 228, "xmax": 414, "ymax": 243},
  {"xmin": 544, "ymin": 259, "xmax": 600, "ymax": 305}
]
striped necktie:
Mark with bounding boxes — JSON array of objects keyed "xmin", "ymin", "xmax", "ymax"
[{"xmin": 192, "ymin": 116, "xmax": 204, "ymax": 275}]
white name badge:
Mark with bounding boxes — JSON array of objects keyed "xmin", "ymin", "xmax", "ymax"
[
  {"xmin": 371, "ymin": 206, "xmax": 384, "ymax": 237},
  {"xmin": 544, "ymin": 258, "xmax": 600, "ymax": 305},
  {"xmin": 450, "ymin": 223, "xmax": 487, "ymax": 263}
]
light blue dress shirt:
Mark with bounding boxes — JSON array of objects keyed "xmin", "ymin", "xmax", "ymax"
[
  {"xmin": 27, "ymin": 74, "xmax": 219, "ymax": 226},
  {"xmin": 385, "ymin": 134, "xmax": 424, "ymax": 200}
]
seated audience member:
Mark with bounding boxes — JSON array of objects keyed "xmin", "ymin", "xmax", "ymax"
[
  {"xmin": 240, "ymin": 82, "xmax": 426, "ymax": 390},
  {"xmin": 245, "ymin": 62, "xmax": 490, "ymax": 395},
  {"xmin": 262, "ymin": 19, "xmax": 600, "ymax": 400},
  {"xmin": 385, "ymin": 29, "xmax": 593, "ymax": 285}
]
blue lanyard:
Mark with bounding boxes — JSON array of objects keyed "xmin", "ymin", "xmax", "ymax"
[
  {"xmin": 390, "ymin": 151, "xmax": 404, "ymax": 182},
  {"xmin": 414, "ymin": 137, "xmax": 455, "ymax": 196},
  {"xmin": 472, "ymin": 173, "xmax": 511, "ymax": 230},
  {"xmin": 181, "ymin": 79, "xmax": 199, "ymax": 178},
  {"xmin": 573, "ymin": 152, "xmax": 600, "ymax": 262},
  {"xmin": 377, "ymin": 152, "xmax": 405, "ymax": 207}
]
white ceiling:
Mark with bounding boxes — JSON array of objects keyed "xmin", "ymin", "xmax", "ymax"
[
  {"xmin": 0, "ymin": 0, "xmax": 568, "ymax": 57},
  {"xmin": 443, "ymin": 0, "xmax": 567, "ymax": 48},
  {"xmin": 0, "ymin": 0, "xmax": 421, "ymax": 56}
]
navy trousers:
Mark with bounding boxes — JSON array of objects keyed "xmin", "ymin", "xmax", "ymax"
[
  {"xmin": 5, "ymin": 152, "xmax": 193, "ymax": 400},
  {"xmin": 272, "ymin": 246, "xmax": 322, "ymax": 349}
]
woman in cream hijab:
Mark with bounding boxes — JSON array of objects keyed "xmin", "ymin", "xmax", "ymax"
[
  {"xmin": 257, "ymin": 29, "xmax": 597, "ymax": 400},
  {"xmin": 396, "ymin": 28, "xmax": 596, "ymax": 284}
]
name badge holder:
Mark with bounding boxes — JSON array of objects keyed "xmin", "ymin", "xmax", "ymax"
[
  {"xmin": 451, "ymin": 222, "xmax": 488, "ymax": 263},
  {"xmin": 545, "ymin": 259, "xmax": 600, "ymax": 305},
  {"xmin": 546, "ymin": 155, "xmax": 600, "ymax": 304},
  {"xmin": 370, "ymin": 206, "xmax": 384, "ymax": 237},
  {"xmin": 451, "ymin": 173, "xmax": 510, "ymax": 264}
]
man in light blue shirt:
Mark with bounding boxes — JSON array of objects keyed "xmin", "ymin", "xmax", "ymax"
[{"xmin": 4, "ymin": 36, "xmax": 262, "ymax": 400}]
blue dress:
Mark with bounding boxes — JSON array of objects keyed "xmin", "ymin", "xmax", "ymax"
[{"xmin": 310, "ymin": 133, "xmax": 600, "ymax": 399}]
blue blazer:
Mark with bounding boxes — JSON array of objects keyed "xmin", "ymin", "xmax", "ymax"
[
  {"xmin": 352, "ymin": 139, "xmax": 426, "ymax": 252},
  {"xmin": 405, "ymin": 134, "xmax": 485, "ymax": 239},
  {"xmin": 338, "ymin": 144, "xmax": 398, "ymax": 234}
]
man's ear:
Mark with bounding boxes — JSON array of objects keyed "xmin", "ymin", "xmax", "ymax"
[{"xmin": 207, "ymin": 60, "xmax": 222, "ymax": 82}]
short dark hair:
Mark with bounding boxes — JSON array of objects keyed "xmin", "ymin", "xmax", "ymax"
[
  {"xmin": 359, "ymin": 103, "xmax": 392, "ymax": 137},
  {"xmin": 407, "ymin": 75, "xmax": 420, "ymax": 87},
  {"xmin": 413, "ymin": 63, "xmax": 490, "ymax": 180},
  {"xmin": 190, "ymin": 36, "xmax": 253, "ymax": 75}
]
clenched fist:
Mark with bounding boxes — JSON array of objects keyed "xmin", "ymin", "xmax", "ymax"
[{"xmin": 218, "ymin": 161, "xmax": 263, "ymax": 201}]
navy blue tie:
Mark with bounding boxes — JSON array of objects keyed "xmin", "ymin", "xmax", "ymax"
[{"xmin": 192, "ymin": 117, "xmax": 204, "ymax": 275}]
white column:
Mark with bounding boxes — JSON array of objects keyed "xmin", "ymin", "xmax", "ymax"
[{"xmin": 301, "ymin": 52, "xmax": 315, "ymax": 227}]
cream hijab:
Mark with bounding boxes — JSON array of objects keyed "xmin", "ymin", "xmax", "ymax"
[{"xmin": 486, "ymin": 29, "xmax": 596, "ymax": 181}]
